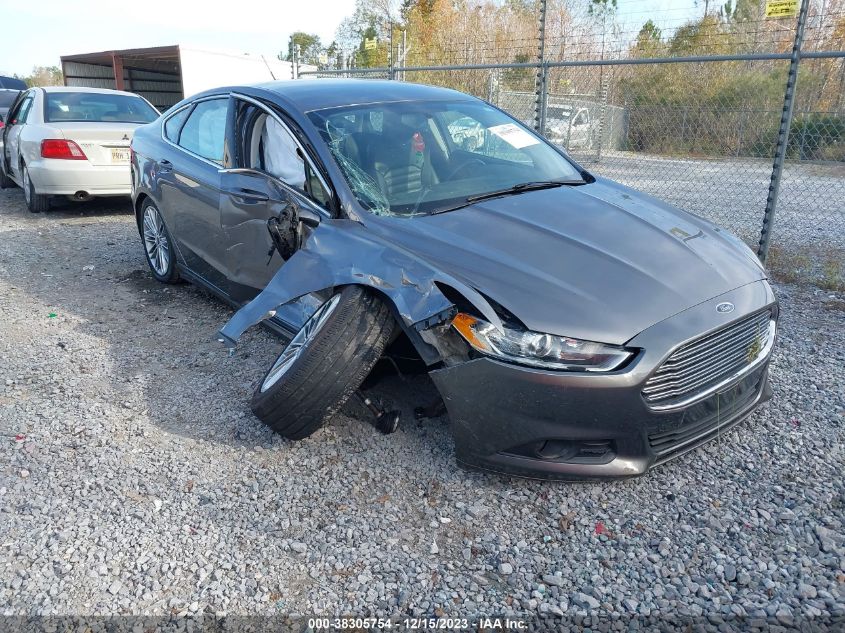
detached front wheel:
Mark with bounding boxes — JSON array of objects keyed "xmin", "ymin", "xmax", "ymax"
[{"xmin": 251, "ymin": 285, "xmax": 395, "ymax": 440}]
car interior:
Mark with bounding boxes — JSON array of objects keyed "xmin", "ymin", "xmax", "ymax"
[{"xmin": 310, "ymin": 101, "xmax": 579, "ymax": 216}]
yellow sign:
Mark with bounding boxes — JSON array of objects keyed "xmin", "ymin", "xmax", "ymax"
[
  {"xmin": 765, "ymin": 0, "xmax": 798, "ymax": 18},
  {"xmin": 364, "ymin": 38, "xmax": 377, "ymax": 51}
]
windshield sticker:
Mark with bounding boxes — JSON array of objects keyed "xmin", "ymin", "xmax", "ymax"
[{"xmin": 488, "ymin": 123, "xmax": 540, "ymax": 149}]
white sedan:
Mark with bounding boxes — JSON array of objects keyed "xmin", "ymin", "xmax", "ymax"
[{"xmin": 0, "ymin": 86, "xmax": 158, "ymax": 212}]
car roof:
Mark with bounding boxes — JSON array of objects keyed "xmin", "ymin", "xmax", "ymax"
[
  {"xmin": 253, "ymin": 79, "xmax": 476, "ymax": 112},
  {"xmin": 37, "ymin": 86, "xmax": 144, "ymax": 98}
]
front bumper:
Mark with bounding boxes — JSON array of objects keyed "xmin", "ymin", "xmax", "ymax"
[
  {"xmin": 429, "ymin": 280, "xmax": 777, "ymax": 480},
  {"xmin": 27, "ymin": 159, "xmax": 131, "ymax": 196}
]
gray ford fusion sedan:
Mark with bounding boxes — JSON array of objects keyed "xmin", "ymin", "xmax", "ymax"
[{"xmin": 130, "ymin": 80, "xmax": 777, "ymax": 480}]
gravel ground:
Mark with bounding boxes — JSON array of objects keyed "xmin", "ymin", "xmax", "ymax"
[{"xmin": 1, "ymin": 186, "xmax": 844, "ymax": 627}]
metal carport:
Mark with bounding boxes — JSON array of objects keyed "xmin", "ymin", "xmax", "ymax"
[{"xmin": 61, "ymin": 46, "xmax": 184, "ymax": 111}]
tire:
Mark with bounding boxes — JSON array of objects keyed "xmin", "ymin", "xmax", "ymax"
[
  {"xmin": 251, "ymin": 285, "xmax": 395, "ymax": 440},
  {"xmin": 0, "ymin": 160, "xmax": 14, "ymax": 189},
  {"xmin": 140, "ymin": 200, "xmax": 180, "ymax": 283},
  {"xmin": 22, "ymin": 165, "xmax": 49, "ymax": 213}
]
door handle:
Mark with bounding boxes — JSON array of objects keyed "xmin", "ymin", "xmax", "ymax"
[
  {"xmin": 229, "ymin": 188, "xmax": 269, "ymax": 203},
  {"xmin": 158, "ymin": 159, "xmax": 172, "ymax": 173}
]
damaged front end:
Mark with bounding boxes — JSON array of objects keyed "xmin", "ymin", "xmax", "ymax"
[{"xmin": 217, "ymin": 218, "xmax": 502, "ymax": 367}]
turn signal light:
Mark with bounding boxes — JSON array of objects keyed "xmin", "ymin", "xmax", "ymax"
[{"xmin": 41, "ymin": 139, "xmax": 87, "ymax": 160}]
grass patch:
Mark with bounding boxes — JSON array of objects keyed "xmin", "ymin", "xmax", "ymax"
[{"xmin": 767, "ymin": 245, "xmax": 845, "ymax": 292}]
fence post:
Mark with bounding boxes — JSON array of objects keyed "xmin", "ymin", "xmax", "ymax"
[
  {"xmin": 290, "ymin": 36, "xmax": 296, "ymax": 80},
  {"xmin": 534, "ymin": 0, "xmax": 548, "ymax": 134},
  {"xmin": 757, "ymin": 0, "xmax": 809, "ymax": 265},
  {"xmin": 595, "ymin": 70, "xmax": 609, "ymax": 162},
  {"xmin": 389, "ymin": 22, "xmax": 396, "ymax": 80}
]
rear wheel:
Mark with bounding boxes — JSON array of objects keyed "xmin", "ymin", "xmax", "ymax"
[
  {"xmin": 251, "ymin": 286, "xmax": 395, "ymax": 440},
  {"xmin": 0, "ymin": 160, "xmax": 14, "ymax": 189},
  {"xmin": 141, "ymin": 201, "xmax": 180, "ymax": 283},
  {"xmin": 23, "ymin": 165, "xmax": 49, "ymax": 213}
]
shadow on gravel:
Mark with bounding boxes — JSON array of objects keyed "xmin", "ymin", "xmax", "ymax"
[{"xmin": 0, "ymin": 188, "xmax": 465, "ymax": 473}]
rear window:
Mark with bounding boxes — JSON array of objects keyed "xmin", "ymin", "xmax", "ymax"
[{"xmin": 45, "ymin": 92, "xmax": 159, "ymax": 124}]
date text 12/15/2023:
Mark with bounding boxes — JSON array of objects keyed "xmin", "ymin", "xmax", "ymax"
[{"xmin": 307, "ymin": 617, "xmax": 528, "ymax": 630}]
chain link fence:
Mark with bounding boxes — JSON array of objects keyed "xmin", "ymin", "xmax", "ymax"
[{"xmin": 302, "ymin": 15, "xmax": 844, "ymax": 290}]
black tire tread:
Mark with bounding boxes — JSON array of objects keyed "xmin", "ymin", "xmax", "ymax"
[
  {"xmin": 251, "ymin": 286, "xmax": 394, "ymax": 440},
  {"xmin": 0, "ymin": 164, "xmax": 14, "ymax": 189},
  {"xmin": 24, "ymin": 166, "xmax": 49, "ymax": 213}
]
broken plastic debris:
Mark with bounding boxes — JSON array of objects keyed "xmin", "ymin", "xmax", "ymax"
[
  {"xmin": 82, "ymin": 265, "xmax": 94, "ymax": 271},
  {"xmin": 14, "ymin": 434, "xmax": 26, "ymax": 441},
  {"xmin": 48, "ymin": 313, "xmax": 57, "ymax": 318}
]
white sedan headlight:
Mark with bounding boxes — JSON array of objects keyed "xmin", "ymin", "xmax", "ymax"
[{"xmin": 452, "ymin": 313, "xmax": 633, "ymax": 372}]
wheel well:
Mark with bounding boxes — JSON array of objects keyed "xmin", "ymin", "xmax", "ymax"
[{"xmin": 134, "ymin": 193, "xmax": 149, "ymax": 232}]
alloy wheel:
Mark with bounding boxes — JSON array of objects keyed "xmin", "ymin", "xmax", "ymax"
[
  {"xmin": 142, "ymin": 205, "xmax": 171, "ymax": 276},
  {"xmin": 260, "ymin": 294, "xmax": 342, "ymax": 393}
]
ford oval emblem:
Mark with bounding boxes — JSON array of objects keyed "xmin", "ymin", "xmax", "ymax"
[{"xmin": 716, "ymin": 302, "xmax": 735, "ymax": 314}]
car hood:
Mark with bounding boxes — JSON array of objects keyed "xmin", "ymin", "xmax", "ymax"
[{"xmin": 368, "ymin": 178, "xmax": 766, "ymax": 345}]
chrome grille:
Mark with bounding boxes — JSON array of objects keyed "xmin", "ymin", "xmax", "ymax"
[{"xmin": 643, "ymin": 310, "xmax": 774, "ymax": 409}]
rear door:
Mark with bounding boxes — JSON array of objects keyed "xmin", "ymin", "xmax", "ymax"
[
  {"xmin": 158, "ymin": 96, "xmax": 230, "ymax": 291},
  {"xmin": 220, "ymin": 95, "xmax": 332, "ymax": 304}
]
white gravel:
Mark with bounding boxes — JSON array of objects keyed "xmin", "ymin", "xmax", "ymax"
[{"xmin": 1, "ymin": 187, "xmax": 844, "ymax": 627}]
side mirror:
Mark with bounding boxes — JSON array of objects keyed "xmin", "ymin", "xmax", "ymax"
[{"xmin": 298, "ymin": 206, "xmax": 321, "ymax": 228}]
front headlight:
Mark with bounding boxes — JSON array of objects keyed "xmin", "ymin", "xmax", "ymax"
[{"xmin": 452, "ymin": 313, "xmax": 633, "ymax": 372}]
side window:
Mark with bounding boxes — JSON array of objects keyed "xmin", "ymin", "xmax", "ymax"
[
  {"xmin": 14, "ymin": 95, "xmax": 34, "ymax": 124},
  {"xmin": 237, "ymin": 100, "xmax": 329, "ymax": 208},
  {"xmin": 164, "ymin": 106, "xmax": 192, "ymax": 143},
  {"xmin": 177, "ymin": 98, "xmax": 227, "ymax": 164},
  {"xmin": 573, "ymin": 111, "xmax": 587, "ymax": 126}
]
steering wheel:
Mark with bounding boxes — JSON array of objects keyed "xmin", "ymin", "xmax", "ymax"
[{"xmin": 445, "ymin": 158, "xmax": 486, "ymax": 182}]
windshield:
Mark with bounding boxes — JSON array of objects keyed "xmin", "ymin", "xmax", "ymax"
[
  {"xmin": 307, "ymin": 99, "xmax": 584, "ymax": 217},
  {"xmin": 45, "ymin": 92, "xmax": 159, "ymax": 124}
]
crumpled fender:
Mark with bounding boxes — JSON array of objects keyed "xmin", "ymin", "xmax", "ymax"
[{"xmin": 217, "ymin": 219, "xmax": 502, "ymax": 350}]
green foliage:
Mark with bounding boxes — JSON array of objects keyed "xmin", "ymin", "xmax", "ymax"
[
  {"xmin": 633, "ymin": 20, "xmax": 662, "ymax": 57},
  {"xmin": 23, "ymin": 66, "xmax": 63, "ymax": 88},
  {"xmin": 619, "ymin": 62, "xmax": 787, "ymax": 156},
  {"xmin": 588, "ymin": 0, "xmax": 617, "ymax": 18},
  {"xmin": 282, "ymin": 32, "xmax": 324, "ymax": 65},
  {"xmin": 721, "ymin": 0, "xmax": 761, "ymax": 23},
  {"xmin": 502, "ymin": 53, "xmax": 535, "ymax": 89},
  {"xmin": 788, "ymin": 114, "xmax": 845, "ymax": 160}
]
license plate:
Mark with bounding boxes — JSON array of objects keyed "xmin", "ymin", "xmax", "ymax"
[{"xmin": 111, "ymin": 148, "xmax": 130, "ymax": 163}]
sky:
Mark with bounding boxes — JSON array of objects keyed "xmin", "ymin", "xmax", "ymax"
[{"xmin": 0, "ymin": 0, "xmax": 703, "ymax": 77}]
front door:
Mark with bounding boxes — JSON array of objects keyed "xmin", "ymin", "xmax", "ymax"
[{"xmin": 220, "ymin": 96, "xmax": 333, "ymax": 308}]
